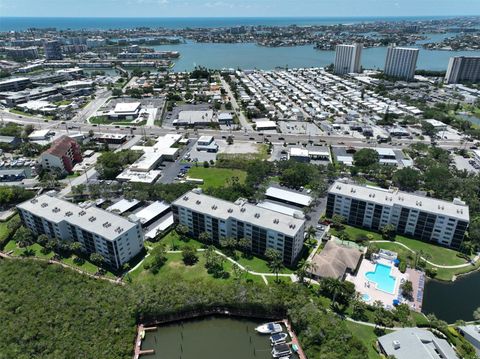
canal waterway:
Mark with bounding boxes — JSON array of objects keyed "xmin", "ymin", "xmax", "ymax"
[
  {"xmin": 140, "ymin": 316, "xmax": 298, "ymax": 359},
  {"xmin": 422, "ymin": 269, "xmax": 480, "ymax": 323}
]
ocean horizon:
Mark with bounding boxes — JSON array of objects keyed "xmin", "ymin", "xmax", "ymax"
[{"xmin": 0, "ymin": 15, "xmax": 471, "ymax": 31}]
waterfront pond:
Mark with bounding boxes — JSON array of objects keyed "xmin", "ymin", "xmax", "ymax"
[
  {"xmin": 140, "ymin": 316, "xmax": 299, "ymax": 359},
  {"xmin": 422, "ymin": 269, "xmax": 480, "ymax": 323}
]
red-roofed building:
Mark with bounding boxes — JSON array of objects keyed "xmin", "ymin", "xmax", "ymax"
[{"xmin": 40, "ymin": 136, "xmax": 82, "ymax": 174}]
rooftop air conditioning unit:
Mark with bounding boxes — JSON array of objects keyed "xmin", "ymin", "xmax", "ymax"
[{"xmin": 392, "ymin": 340, "xmax": 400, "ymax": 350}]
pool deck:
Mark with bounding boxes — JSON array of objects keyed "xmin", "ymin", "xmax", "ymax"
[
  {"xmin": 346, "ymin": 258, "xmax": 420, "ymax": 310},
  {"xmin": 405, "ymin": 268, "xmax": 425, "ymax": 312}
]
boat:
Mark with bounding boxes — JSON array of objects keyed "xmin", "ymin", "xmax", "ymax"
[
  {"xmin": 272, "ymin": 343, "xmax": 291, "ymax": 358},
  {"xmin": 140, "ymin": 330, "xmax": 145, "ymax": 339},
  {"xmin": 270, "ymin": 332, "xmax": 288, "ymax": 345},
  {"xmin": 255, "ymin": 322, "xmax": 282, "ymax": 334}
]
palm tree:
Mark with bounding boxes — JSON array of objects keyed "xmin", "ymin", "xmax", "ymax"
[
  {"xmin": 306, "ymin": 226, "xmax": 316, "ymax": 241},
  {"xmin": 265, "ymin": 248, "xmax": 284, "ymax": 283},
  {"xmin": 322, "ymin": 278, "xmax": 344, "ymax": 309},
  {"xmin": 295, "ymin": 259, "xmax": 315, "ymax": 285}
]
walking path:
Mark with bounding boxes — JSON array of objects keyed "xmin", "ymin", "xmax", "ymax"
[{"xmin": 371, "ymin": 240, "xmax": 479, "ymax": 269}]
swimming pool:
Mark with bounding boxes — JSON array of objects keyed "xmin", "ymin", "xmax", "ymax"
[
  {"xmin": 362, "ymin": 294, "xmax": 371, "ymax": 302},
  {"xmin": 365, "ymin": 263, "xmax": 396, "ymax": 294}
]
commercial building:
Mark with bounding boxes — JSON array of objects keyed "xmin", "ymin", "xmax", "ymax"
[
  {"xmin": 44, "ymin": 40, "xmax": 63, "ymax": 60},
  {"xmin": 0, "ymin": 77, "xmax": 31, "ymax": 92},
  {"xmin": 17, "ymin": 194, "xmax": 144, "ymax": 269},
  {"xmin": 255, "ymin": 120, "xmax": 278, "ymax": 131},
  {"xmin": 108, "ymin": 102, "xmax": 141, "ymax": 120},
  {"xmin": 5, "ymin": 47, "xmax": 39, "ymax": 60},
  {"xmin": 326, "ymin": 181, "xmax": 469, "ymax": 249},
  {"xmin": 384, "ymin": 46, "xmax": 419, "ymax": 80},
  {"xmin": 117, "ymin": 134, "xmax": 181, "ymax": 184},
  {"xmin": 424, "ymin": 119, "xmax": 448, "ymax": 131},
  {"xmin": 334, "ymin": 44, "xmax": 363, "ymax": 75},
  {"xmin": 196, "ymin": 135, "xmax": 219, "ymax": 152},
  {"xmin": 173, "ymin": 110, "xmax": 217, "ymax": 127},
  {"xmin": 445, "ymin": 56, "xmax": 480, "ymax": 84},
  {"xmin": 378, "ymin": 328, "xmax": 458, "ymax": 359},
  {"xmin": 288, "ymin": 147, "xmax": 331, "ymax": 163},
  {"xmin": 172, "ymin": 189, "xmax": 306, "ymax": 265},
  {"xmin": 94, "ymin": 133, "xmax": 127, "ymax": 144},
  {"xmin": 39, "ymin": 136, "xmax": 82, "ymax": 174}
]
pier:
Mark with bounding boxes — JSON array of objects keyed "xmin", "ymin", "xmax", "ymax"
[
  {"xmin": 133, "ymin": 324, "xmax": 156, "ymax": 359},
  {"xmin": 281, "ymin": 319, "xmax": 307, "ymax": 359}
]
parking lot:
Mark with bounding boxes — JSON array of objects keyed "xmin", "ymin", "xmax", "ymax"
[
  {"xmin": 453, "ymin": 154, "xmax": 480, "ymax": 173},
  {"xmin": 278, "ymin": 121, "xmax": 324, "ymax": 136}
]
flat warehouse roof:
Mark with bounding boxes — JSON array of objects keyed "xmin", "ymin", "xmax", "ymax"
[
  {"xmin": 134, "ymin": 201, "xmax": 170, "ymax": 224},
  {"xmin": 265, "ymin": 187, "xmax": 313, "ymax": 207},
  {"xmin": 114, "ymin": 102, "xmax": 141, "ymax": 113},
  {"xmin": 106, "ymin": 199, "xmax": 140, "ymax": 214},
  {"xmin": 256, "ymin": 201, "xmax": 304, "ymax": 218},
  {"xmin": 145, "ymin": 213, "xmax": 175, "ymax": 239}
]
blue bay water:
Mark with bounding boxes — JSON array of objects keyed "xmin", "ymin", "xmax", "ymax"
[
  {"xmin": 0, "ymin": 16, "xmax": 455, "ymax": 31},
  {"xmin": 154, "ymin": 41, "xmax": 480, "ymax": 72},
  {"xmin": 1, "ymin": 17, "xmax": 479, "ymax": 71}
]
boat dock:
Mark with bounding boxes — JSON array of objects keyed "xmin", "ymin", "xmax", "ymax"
[
  {"xmin": 281, "ymin": 319, "xmax": 307, "ymax": 359},
  {"xmin": 133, "ymin": 324, "xmax": 157, "ymax": 359}
]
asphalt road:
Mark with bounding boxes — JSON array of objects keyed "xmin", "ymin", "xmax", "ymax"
[{"xmin": 0, "ymin": 109, "xmax": 476, "ymax": 150}]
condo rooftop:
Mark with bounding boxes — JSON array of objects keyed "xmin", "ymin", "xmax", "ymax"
[
  {"xmin": 329, "ymin": 181, "xmax": 469, "ymax": 221},
  {"xmin": 173, "ymin": 190, "xmax": 305, "ymax": 237},
  {"xmin": 18, "ymin": 194, "xmax": 138, "ymax": 241}
]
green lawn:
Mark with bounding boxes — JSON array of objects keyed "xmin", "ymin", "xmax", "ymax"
[
  {"xmin": 333, "ymin": 225, "xmax": 467, "ymax": 266},
  {"xmin": 54, "ymin": 100, "xmax": 72, "ymax": 106},
  {"xmin": 187, "ymin": 167, "xmax": 247, "ymax": 189},
  {"xmin": 4, "ymin": 240, "xmax": 54, "ymax": 260},
  {"xmin": 62, "ymin": 255, "xmax": 103, "ymax": 275},
  {"xmin": 149, "ymin": 230, "xmax": 293, "ymax": 275},
  {"xmin": 150, "ymin": 230, "xmax": 205, "ymax": 251},
  {"xmin": 130, "ymin": 252, "xmax": 264, "ymax": 285},
  {"xmin": 392, "ymin": 236, "xmax": 467, "ymax": 266},
  {"xmin": 0, "ymin": 215, "xmax": 17, "ymax": 247},
  {"xmin": 236, "ymin": 253, "xmax": 294, "ymax": 274},
  {"xmin": 345, "ymin": 322, "xmax": 382, "ymax": 359}
]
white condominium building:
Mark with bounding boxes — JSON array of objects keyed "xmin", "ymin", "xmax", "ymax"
[
  {"xmin": 384, "ymin": 46, "xmax": 419, "ymax": 80},
  {"xmin": 334, "ymin": 44, "xmax": 363, "ymax": 75},
  {"xmin": 326, "ymin": 181, "xmax": 469, "ymax": 249},
  {"xmin": 17, "ymin": 194, "xmax": 144, "ymax": 268},
  {"xmin": 445, "ymin": 56, "xmax": 480, "ymax": 84},
  {"xmin": 172, "ymin": 189, "xmax": 306, "ymax": 265}
]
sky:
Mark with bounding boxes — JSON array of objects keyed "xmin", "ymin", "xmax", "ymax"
[{"xmin": 0, "ymin": 0, "xmax": 479, "ymax": 18}]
